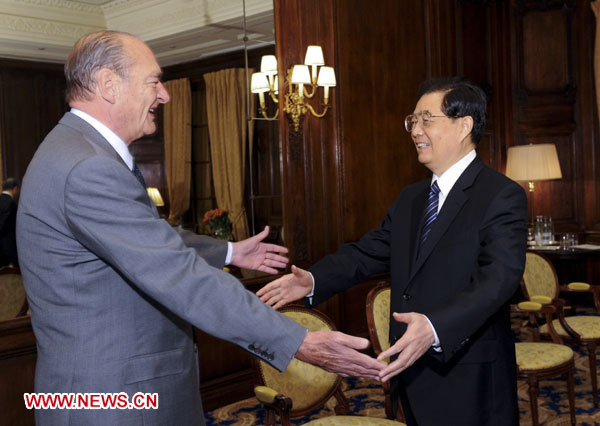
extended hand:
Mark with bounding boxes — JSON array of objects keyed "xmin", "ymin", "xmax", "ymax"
[
  {"xmin": 296, "ymin": 330, "xmax": 386, "ymax": 380},
  {"xmin": 230, "ymin": 226, "xmax": 288, "ymax": 274},
  {"xmin": 377, "ymin": 312, "xmax": 435, "ymax": 382},
  {"xmin": 256, "ymin": 265, "xmax": 313, "ymax": 309}
]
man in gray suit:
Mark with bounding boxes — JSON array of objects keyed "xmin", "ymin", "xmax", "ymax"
[{"xmin": 17, "ymin": 30, "xmax": 384, "ymax": 425}]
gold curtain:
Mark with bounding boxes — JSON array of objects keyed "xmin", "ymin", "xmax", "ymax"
[
  {"xmin": 204, "ymin": 68, "xmax": 254, "ymax": 241},
  {"xmin": 163, "ymin": 78, "xmax": 192, "ymax": 225},
  {"xmin": 593, "ymin": 1, "xmax": 600, "ymax": 127}
]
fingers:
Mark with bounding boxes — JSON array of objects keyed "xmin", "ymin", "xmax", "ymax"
[
  {"xmin": 337, "ymin": 333, "xmax": 371, "ymax": 351},
  {"xmin": 256, "ymin": 277, "xmax": 283, "ymax": 298},
  {"xmin": 262, "ymin": 243, "xmax": 289, "ymax": 255}
]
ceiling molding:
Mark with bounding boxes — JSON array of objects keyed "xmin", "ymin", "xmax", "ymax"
[{"xmin": 0, "ymin": 0, "xmax": 274, "ymax": 65}]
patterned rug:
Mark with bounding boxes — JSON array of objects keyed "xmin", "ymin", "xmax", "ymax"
[{"xmin": 205, "ymin": 312, "xmax": 600, "ymax": 425}]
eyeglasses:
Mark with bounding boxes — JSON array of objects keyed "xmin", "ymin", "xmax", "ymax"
[{"xmin": 404, "ymin": 110, "xmax": 447, "ymax": 132}]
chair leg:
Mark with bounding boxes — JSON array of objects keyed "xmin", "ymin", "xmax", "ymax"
[
  {"xmin": 527, "ymin": 375, "xmax": 540, "ymax": 426},
  {"xmin": 333, "ymin": 387, "xmax": 350, "ymax": 415},
  {"xmin": 566, "ymin": 364, "xmax": 576, "ymax": 426},
  {"xmin": 586, "ymin": 343, "xmax": 598, "ymax": 408}
]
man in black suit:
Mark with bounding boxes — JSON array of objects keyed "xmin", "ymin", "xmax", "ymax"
[
  {"xmin": 0, "ymin": 177, "xmax": 19, "ymax": 267},
  {"xmin": 258, "ymin": 77, "xmax": 528, "ymax": 425}
]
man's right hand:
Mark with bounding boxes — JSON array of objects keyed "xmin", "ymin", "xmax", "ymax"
[
  {"xmin": 257, "ymin": 265, "xmax": 313, "ymax": 310},
  {"xmin": 295, "ymin": 330, "xmax": 386, "ymax": 380}
]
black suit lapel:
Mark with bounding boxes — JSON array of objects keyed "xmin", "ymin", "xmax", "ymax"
[{"xmin": 409, "ymin": 157, "xmax": 484, "ymax": 282}]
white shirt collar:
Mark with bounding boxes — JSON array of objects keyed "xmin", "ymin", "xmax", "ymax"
[
  {"xmin": 431, "ymin": 149, "xmax": 476, "ymax": 210},
  {"xmin": 1, "ymin": 191, "xmax": 12, "ymax": 198},
  {"xmin": 70, "ymin": 108, "xmax": 134, "ymax": 171}
]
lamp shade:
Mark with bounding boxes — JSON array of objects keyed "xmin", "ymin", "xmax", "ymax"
[
  {"xmin": 260, "ymin": 55, "xmax": 277, "ymax": 75},
  {"xmin": 505, "ymin": 144, "xmax": 562, "ymax": 182},
  {"xmin": 147, "ymin": 187, "xmax": 164, "ymax": 207},
  {"xmin": 317, "ymin": 66, "xmax": 336, "ymax": 87},
  {"xmin": 304, "ymin": 45, "xmax": 325, "ymax": 66},
  {"xmin": 291, "ymin": 65, "xmax": 311, "ymax": 84},
  {"xmin": 251, "ymin": 72, "xmax": 270, "ymax": 93}
]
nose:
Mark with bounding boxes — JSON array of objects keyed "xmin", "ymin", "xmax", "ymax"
[
  {"xmin": 411, "ymin": 120, "xmax": 424, "ymax": 137},
  {"xmin": 157, "ymin": 81, "xmax": 170, "ymax": 104}
]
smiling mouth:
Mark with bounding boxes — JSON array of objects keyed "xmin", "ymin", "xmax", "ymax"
[{"xmin": 416, "ymin": 142, "xmax": 430, "ymax": 149}]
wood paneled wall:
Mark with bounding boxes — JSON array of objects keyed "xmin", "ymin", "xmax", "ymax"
[{"xmin": 0, "ymin": 59, "xmax": 67, "ymax": 181}]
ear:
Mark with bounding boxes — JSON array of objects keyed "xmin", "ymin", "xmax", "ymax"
[
  {"xmin": 460, "ymin": 116, "xmax": 474, "ymax": 141},
  {"xmin": 96, "ymin": 68, "xmax": 120, "ymax": 104}
]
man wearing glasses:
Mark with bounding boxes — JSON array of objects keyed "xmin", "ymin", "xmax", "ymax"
[{"xmin": 258, "ymin": 77, "xmax": 527, "ymax": 425}]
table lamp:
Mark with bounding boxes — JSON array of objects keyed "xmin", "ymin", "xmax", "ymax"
[{"xmin": 505, "ymin": 143, "xmax": 562, "ymax": 223}]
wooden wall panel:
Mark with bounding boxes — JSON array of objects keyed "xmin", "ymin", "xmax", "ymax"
[
  {"xmin": 0, "ymin": 59, "xmax": 67, "ymax": 182},
  {"xmin": 523, "ymin": 10, "xmax": 570, "ymax": 91},
  {"xmin": 336, "ymin": 0, "xmax": 429, "ymax": 243}
]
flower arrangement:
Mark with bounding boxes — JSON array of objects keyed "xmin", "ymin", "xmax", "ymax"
[{"xmin": 203, "ymin": 208, "xmax": 233, "ymax": 241}]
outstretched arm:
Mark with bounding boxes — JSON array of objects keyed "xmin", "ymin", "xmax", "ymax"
[
  {"xmin": 377, "ymin": 312, "xmax": 435, "ymax": 382},
  {"xmin": 230, "ymin": 226, "xmax": 289, "ymax": 274},
  {"xmin": 297, "ymin": 330, "xmax": 386, "ymax": 380},
  {"xmin": 257, "ymin": 265, "xmax": 313, "ymax": 309}
]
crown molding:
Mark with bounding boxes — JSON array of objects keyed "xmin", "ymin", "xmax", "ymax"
[
  {"xmin": 0, "ymin": 0, "xmax": 274, "ymax": 65},
  {"xmin": 103, "ymin": 0, "xmax": 272, "ymax": 41}
]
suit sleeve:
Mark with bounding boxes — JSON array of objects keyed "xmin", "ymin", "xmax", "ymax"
[
  {"xmin": 426, "ymin": 181, "xmax": 527, "ymax": 361},
  {"xmin": 308, "ymin": 194, "xmax": 401, "ymax": 306},
  {"xmin": 175, "ymin": 227, "xmax": 227, "ymax": 268},
  {"xmin": 63, "ymin": 157, "xmax": 306, "ymax": 371}
]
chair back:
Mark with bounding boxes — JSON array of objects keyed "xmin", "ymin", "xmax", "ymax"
[
  {"xmin": 522, "ymin": 252, "xmax": 559, "ymax": 301},
  {"xmin": 366, "ymin": 283, "xmax": 391, "ymax": 355},
  {"xmin": 254, "ymin": 305, "xmax": 342, "ymax": 415},
  {"xmin": 0, "ymin": 267, "xmax": 27, "ymax": 321}
]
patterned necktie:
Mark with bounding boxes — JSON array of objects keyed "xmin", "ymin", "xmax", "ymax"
[
  {"xmin": 132, "ymin": 163, "xmax": 147, "ymax": 188},
  {"xmin": 418, "ymin": 180, "xmax": 440, "ymax": 252}
]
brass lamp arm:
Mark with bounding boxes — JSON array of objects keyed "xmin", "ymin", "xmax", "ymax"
[{"xmin": 305, "ymin": 103, "xmax": 330, "ymax": 118}]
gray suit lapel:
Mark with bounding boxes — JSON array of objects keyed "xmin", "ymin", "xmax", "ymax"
[{"xmin": 409, "ymin": 157, "xmax": 484, "ymax": 281}]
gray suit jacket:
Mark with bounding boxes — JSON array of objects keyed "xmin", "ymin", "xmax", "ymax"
[{"xmin": 17, "ymin": 112, "xmax": 306, "ymax": 426}]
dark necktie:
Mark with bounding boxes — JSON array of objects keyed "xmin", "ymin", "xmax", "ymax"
[
  {"xmin": 418, "ymin": 180, "xmax": 440, "ymax": 252},
  {"xmin": 132, "ymin": 163, "xmax": 147, "ymax": 188}
]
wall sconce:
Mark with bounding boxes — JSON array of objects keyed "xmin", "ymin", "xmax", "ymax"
[
  {"xmin": 251, "ymin": 55, "xmax": 279, "ymax": 120},
  {"xmin": 505, "ymin": 143, "xmax": 562, "ymax": 223},
  {"xmin": 283, "ymin": 45, "xmax": 336, "ymax": 131},
  {"xmin": 146, "ymin": 187, "xmax": 165, "ymax": 207}
]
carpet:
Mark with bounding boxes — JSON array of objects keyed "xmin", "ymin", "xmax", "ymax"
[{"xmin": 205, "ymin": 311, "xmax": 600, "ymax": 425}]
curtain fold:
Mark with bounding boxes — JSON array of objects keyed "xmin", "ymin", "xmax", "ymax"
[
  {"xmin": 163, "ymin": 78, "xmax": 192, "ymax": 225},
  {"xmin": 204, "ymin": 68, "xmax": 254, "ymax": 241}
]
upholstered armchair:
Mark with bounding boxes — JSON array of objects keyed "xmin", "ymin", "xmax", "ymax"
[
  {"xmin": 522, "ymin": 251, "xmax": 600, "ymax": 407},
  {"xmin": 253, "ymin": 304, "xmax": 405, "ymax": 426},
  {"xmin": 513, "ymin": 300, "xmax": 576, "ymax": 426},
  {"xmin": 0, "ymin": 267, "xmax": 27, "ymax": 321},
  {"xmin": 365, "ymin": 282, "xmax": 404, "ymax": 422}
]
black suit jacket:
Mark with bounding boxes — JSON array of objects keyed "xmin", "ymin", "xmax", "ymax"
[
  {"xmin": 309, "ymin": 157, "xmax": 527, "ymax": 425},
  {"xmin": 0, "ymin": 192, "xmax": 17, "ymax": 266}
]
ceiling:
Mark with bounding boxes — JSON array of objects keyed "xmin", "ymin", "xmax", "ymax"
[{"xmin": 0, "ymin": 0, "xmax": 274, "ymax": 66}]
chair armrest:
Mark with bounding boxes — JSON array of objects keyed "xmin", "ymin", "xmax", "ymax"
[
  {"xmin": 560, "ymin": 282, "xmax": 600, "ymax": 313},
  {"xmin": 254, "ymin": 385, "xmax": 292, "ymax": 425},
  {"xmin": 513, "ymin": 302, "xmax": 563, "ymax": 344}
]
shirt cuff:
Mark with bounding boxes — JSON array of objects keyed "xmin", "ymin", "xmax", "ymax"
[
  {"xmin": 423, "ymin": 315, "xmax": 442, "ymax": 352},
  {"xmin": 306, "ymin": 272, "xmax": 316, "ymax": 305},
  {"xmin": 225, "ymin": 242, "xmax": 233, "ymax": 265}
]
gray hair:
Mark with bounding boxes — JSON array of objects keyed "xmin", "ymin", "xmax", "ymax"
[{"xmin": 64, "ymin": 30, "xmax": 134, "ymax": 102}]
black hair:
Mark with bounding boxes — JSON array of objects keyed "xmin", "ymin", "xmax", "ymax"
[
  {"xmin": 417, "ymin": 77, "xmax": 487, "ymax": 145},
  {"xmin": 2, "ymin": 177, "xmax": 19, "ymax": 190}
]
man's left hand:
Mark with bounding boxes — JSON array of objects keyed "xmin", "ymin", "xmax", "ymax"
[
  {"xmin": 377, "ymin": 312, "xmax": 435, "ymax": 382},
  {"xmin": 230, "ymin": 226, "xmax": 288, "ymax": 274}
]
